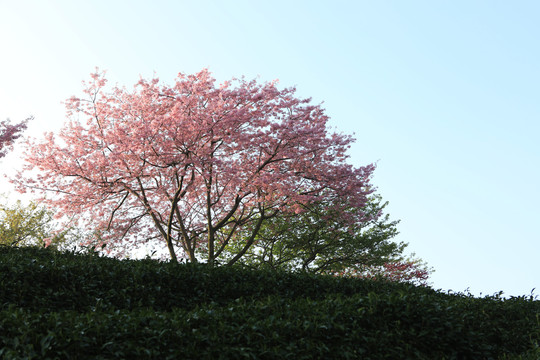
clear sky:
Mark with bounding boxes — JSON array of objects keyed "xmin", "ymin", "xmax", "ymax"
[{"xmin": 1, "ymin": 0, "xmax": 538, "ymax": 297}]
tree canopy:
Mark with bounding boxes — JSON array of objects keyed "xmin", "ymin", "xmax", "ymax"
[
  {"xmin": 222, "ymin": 194, "xmax": 431, "ymax": 285},
  {"xmin": 0, "ymin": 117, "xmax": 30, "ymax": 159},
  {"xmin": 224, "ymin": 194, "xmax": 401, "ymax": 270},
  {"xmin": 15, "ymin": 70, "xmax": 376, "ymax": 266},
  {"xmin": 0, "ymin": 197, "xmax": 69, "ymax": 249}
]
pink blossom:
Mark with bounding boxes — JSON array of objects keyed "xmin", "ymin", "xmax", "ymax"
[
  {"xmin": 0, "ymin": 117, "xmax": 31, "ymax": 158},
  {"xmin": 42, "ymin": 237, "xmax": 52, "ymax": 248},
  {"xmin": 14, "ymin": 70, "xmax": 376, "ymax": 265}
]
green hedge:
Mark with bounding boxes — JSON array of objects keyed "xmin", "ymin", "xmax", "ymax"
[
  {"xmin": 0, "ymin": 246, "xmax": 538, "ymax": 359},
  {"xmin": 0, "ymin": 246, "xmax": 431, "ymax": 312}
]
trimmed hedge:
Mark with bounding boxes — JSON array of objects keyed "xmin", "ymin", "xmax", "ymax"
[
  {"xmin": 0, "ymin": 246, "xmax": 538, "ymax": 359},
  {"xmin": 0, "ymin": 246, "xmax": 432, "ymax": 312}
]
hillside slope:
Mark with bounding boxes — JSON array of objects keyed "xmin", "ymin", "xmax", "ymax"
[{"xmin": 0, "ymin": 246, "xmax": 538, "ymax": 359}]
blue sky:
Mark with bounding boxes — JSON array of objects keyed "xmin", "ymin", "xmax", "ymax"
[{"xmin": 0, "ymin": 0, "xmax": 538, "ymax": 297}]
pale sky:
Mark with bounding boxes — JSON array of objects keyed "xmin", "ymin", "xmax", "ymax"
[{"xmin": 0, "ymin": 0, "xmax": 538, "ymax": 297}]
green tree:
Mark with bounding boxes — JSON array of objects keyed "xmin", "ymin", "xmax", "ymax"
[
  {"xmin": 0, "ymin": 198, "xmax": 69, "ymax": 249},
  {"xmin": 222, "ymin": 195, "xmax": 405, "ymax": 272}
]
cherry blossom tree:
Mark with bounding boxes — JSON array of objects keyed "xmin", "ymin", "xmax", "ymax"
[
  {"xmin": 0, "ymin": 117, "xmax": 31, "ymax": 159},
  {"xmin": 375, "ymin": 260, "xmax": 431, "ymax": 285},
  {"xmin": 14, "ymin": 69, "xmax": 376, "ymax": 265},
  {"xmin": 332, "ymin": 258, "xmax": 432, "ymax": 286}
]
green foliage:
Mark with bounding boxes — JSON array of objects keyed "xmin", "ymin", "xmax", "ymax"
[
  {"xmin": 0, "ymin": 247, "xmax": 538, "ymax": 359},
  {"xmin": 223, "ymin": 195, "xmax": 409, "ymax": 274},
  {"xmin": 0, "ymin": 197, "xmax": 70, "ymax": 249}
]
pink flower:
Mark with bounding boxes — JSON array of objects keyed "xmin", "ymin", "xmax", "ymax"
[{"xmin": 43, "ymin": 237, "xmax": 52, "ymax": 248}]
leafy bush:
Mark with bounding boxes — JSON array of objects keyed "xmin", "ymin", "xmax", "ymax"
[{"xmin": 0, "ymin": 246, "xmax": 538, "ymax": 359}]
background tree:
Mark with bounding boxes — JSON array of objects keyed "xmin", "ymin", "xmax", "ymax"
[
  {"xmin": 223, "ymin": 193, "xmax": 431, "ymax": 285},
  {"xmin": 0, "ymin": 197, "xmax": 70, "ymax": 249},
  {"xmin": 0, "ymin": 117, "xmax": 31, "ymax": 159},
  {"xmin": 15, "ymin": 69, "xmax": 376, "ymax": 265},
  {"xmin": 223, "ymin": 194, "xmax": 402, "ymax": 271},
  {"xmin": 362, "ymin": 258, "xmax": 432, "ymax": 286}
]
